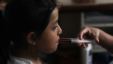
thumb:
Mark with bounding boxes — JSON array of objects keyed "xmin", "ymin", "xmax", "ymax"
[
  {"xmin": 95, "ymin": 37, "xmax": 99, "ymax": 43},
  {"xmin": 95, "ymin": 30, "xmax": 100, "ymax": 43}
]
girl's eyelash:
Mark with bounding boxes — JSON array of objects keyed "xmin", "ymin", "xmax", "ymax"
[{"xmin": 52, "ymin": 25, "xmax": 58, "ymax": 30}]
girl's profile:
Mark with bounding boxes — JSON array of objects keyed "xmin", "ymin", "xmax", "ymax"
[{"xmin": 0, "ymin": 0, "xmax": 62, "ymax": 64}]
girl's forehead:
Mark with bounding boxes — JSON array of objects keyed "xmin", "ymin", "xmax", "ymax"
[{"xmin": 50, "ymin": 8, "xmax": 58, "ymax": 23}]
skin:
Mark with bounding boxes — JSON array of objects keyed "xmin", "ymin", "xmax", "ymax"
[
  {"xmin": 0, "ymin": 1, "xmax": 6, "ymax": 11},
  {"xmin": 35, "ymin": 8, "xmax": 62, "ymax": 54},
  {"xmin": 15, "ymin": 8, "xmax": 62, "ymax": 64},
  {"xmin": 79, "ymin": 26, "xmax": 113, "ymax": 53}
]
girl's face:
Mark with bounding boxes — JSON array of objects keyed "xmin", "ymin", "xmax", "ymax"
[{"xmin": 36, "ymin": 8, "xmax": 62, "ymax": 53}]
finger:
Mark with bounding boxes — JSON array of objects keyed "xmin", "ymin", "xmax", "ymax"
[
  {"xmin": 79, "ymin": 28, "xmax": 89, "ymax": 40},
  {"xmin": 95, "ymin": 36, "xmax": 99, "ymax": 43},
  {"xmin": 82, "ymin": 43, "xmax": 88, "ymax": 48},
  {"xmin": 95, "ymin": 35, "xmax": 99, "ymax": 43},
  {"xmin": 79, "ymin": 31, "xmax": 85, "ymax": 40},
  {"xmin": 77, "ymin": 43, "xmax": 85, "ymax": 48},
  {"xmin": 82, "ymin": 44, "xmax": 86, "ymax": 48},
  {"xmin": 84, "ymin": 43, "xmax": 88, "ymax": 47},
  {"xmin": 77, "ymin": 43, "xmax": 82, "ymax": 47},
  {"xmin": 95, "ymin": 30, "xmax": 100, "ymax": 43},
  {"xmin": 79, "ymin": 43, "xmax": 88, "ymax": 48}
]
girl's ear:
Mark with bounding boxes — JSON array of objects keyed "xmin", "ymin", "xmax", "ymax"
[{"xmin": 26, "ymin": 32, "xmax": 37, "ymax": 45}]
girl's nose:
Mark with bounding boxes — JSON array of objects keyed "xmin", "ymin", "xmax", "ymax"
[{"xmin": 58, "ymin": 25, "xmax": 62, "ymax": 35}]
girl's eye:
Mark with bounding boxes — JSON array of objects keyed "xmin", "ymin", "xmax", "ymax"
[{"xmin": 52, "ymin": 25, "xmax": 58, "ymax": 31}]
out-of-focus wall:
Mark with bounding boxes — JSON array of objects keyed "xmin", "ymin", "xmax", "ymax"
[
  {"xmin": 96, "ymin": 0, "xmax": 113, "ymax": 4},
  {"xmin": 57, "ymin": 0, "xmax": 113, "ymax": 5},
  {"xmin": 59, "ymin": 12, "xmax": 81, "ymax": 38}
]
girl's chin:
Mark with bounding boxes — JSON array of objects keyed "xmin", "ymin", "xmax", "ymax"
[{"xmin": 47, "ymin": 47, "xmax": 58, "ymax": 54}]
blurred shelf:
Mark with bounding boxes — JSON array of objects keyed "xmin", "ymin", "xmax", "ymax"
[
  {"xmin": 59, "ymin": 3, "xmax": 113, "ymax": 12},
  {"xmin": 84, "ymin": 24, "xmax": 113, "ymax": 27}
]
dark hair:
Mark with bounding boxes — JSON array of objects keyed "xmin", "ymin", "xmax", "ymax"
[{"xmin": 0, "ymin": 0, "xmax": 57, "ymax": 64}]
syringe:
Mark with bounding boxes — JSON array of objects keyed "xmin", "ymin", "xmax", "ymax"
[{"xmin": 60, "ymin": 38, "xmax": 92, "ymax": 44}]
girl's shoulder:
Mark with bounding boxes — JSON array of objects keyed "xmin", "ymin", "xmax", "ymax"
[{"xmin": 7, "ymin": 56, "xmax": 32, "ymax": 64}]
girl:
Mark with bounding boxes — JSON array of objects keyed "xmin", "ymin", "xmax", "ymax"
[{"xmin": 1, "ymin": 0, "xmax": 62, "ymax": 64}]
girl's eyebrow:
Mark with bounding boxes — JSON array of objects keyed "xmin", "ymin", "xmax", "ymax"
[{"xmin": 52, "ymin": 20, "xmax": 58, "ymax": 25}]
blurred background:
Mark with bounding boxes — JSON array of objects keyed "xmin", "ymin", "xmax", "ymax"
[{"xmin": 53, "ymin": 0, "xmax": 113, "ymax": 64}]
